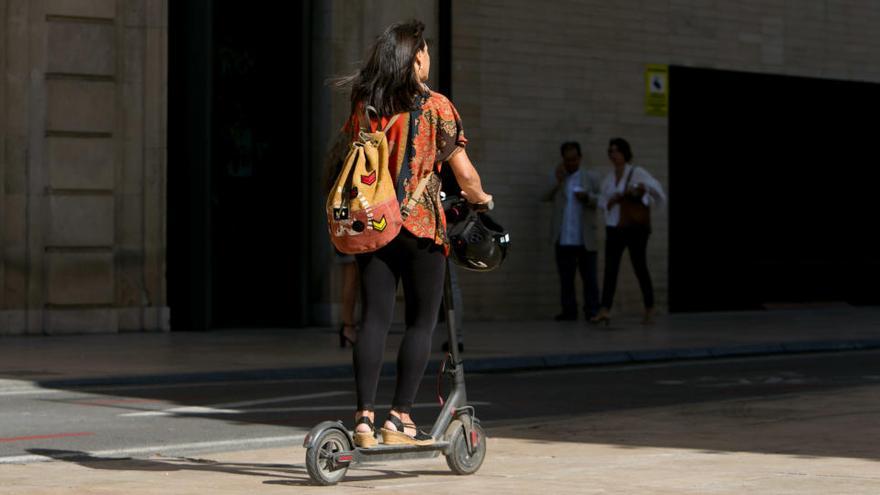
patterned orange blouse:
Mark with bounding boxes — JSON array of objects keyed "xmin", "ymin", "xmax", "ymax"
[{"xmin": 348, "ymin": 90, "xmax": 467, "ymax": 254}]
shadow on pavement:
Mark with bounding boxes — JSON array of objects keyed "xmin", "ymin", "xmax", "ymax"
[
  {"xmin": 10, "ymin": 349, "xmax": 880, "ymax": 464},
  {"xmin": 26, "ymin": 448, "xmax": 453, "ymax": 487}
]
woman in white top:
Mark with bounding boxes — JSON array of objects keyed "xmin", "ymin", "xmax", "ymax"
[{"xmin": 592, "ymin": 138, "xmax": 666, "ymax": 325}]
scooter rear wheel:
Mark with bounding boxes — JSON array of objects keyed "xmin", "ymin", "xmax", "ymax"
[
  {"xmin": 445, "ymin": 418, "xmax": 487, "ymax": 475},
  {"xmin": 305, "ymin": 429, "xmax": 350, "ymax": 485}
]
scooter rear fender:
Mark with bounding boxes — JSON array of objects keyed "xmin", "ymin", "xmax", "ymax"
[{"xmin": 302, "ymin": 420, "xmax": 353, "ymax": 450}]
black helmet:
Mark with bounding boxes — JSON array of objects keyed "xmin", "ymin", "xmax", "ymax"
[{"xmin": 445, "ymin": 197, "xmax": 510, "ymax": 272}]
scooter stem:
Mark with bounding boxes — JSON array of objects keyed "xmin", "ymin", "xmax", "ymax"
[{"xmin": 430, "ymin": 260, "xmax": 468, "ymax": 439}]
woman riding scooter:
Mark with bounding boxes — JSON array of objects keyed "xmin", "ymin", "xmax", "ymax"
[{"xmin": 335, "ymin": 20, "xmax": 493, "ymax": 448}]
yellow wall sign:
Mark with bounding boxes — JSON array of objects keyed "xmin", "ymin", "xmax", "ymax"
[{"xmin": 645, "ymin": 64, "xmax": 668, "ymax": 116}]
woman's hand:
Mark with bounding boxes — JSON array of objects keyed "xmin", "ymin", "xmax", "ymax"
[
  {"xmin": 607, "ymin": 193, "xmax": 623, "ymax": 209},
  {"xmin": 627, "ymin": 183, "xmax": 647, "ymax": 197},
  {"xmin": 461, "ymin": 190, "xmax": 492, "ymax": 206}
]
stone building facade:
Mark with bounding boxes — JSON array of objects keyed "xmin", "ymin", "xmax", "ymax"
[
  {"xmin": 3, "ymin": 0, "xmax": 879, "ymax": 334},
  {"xmin": 1, "ymin": 0, "xmax": 167, "ymax": 334}
]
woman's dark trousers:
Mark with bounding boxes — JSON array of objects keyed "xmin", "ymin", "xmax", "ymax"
[
  {"xmin": 600, "ymin": 226, "xmax": 654, "ymax": 310},
  {"xmin": 354, "ymin": 231, "xmax": 446, "ymax": 414}
]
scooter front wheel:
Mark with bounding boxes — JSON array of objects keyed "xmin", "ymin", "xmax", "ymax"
[
  {"xmin": 444, "ymin": 418, "xmax": 487, "ymax": 475},
  {"xmin": 305, "ymin": 429, "xmax": 350, "ymax": 485}
]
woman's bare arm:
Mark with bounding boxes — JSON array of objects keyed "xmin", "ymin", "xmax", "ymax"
[{"xmin": 447, "ymin": 148, "xmax": 492, "ymax": 205}]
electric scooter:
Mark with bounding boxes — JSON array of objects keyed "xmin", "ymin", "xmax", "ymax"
[{"xmin": 303, "ymin": 257, "xmax": 486, "ymax": 485}]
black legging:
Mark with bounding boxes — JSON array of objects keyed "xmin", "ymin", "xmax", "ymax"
[
  {"xmin": 601, "ymin": 226, "xmax": 654, "ymax": 310},
  {"xmin": 354, "ymin": 231, "xmax": 446, "ymax": 413}
]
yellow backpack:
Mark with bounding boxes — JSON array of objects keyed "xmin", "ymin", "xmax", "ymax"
[{"xmin": 327, "ymin": 107, "xmax": 429, "ymax": 254}]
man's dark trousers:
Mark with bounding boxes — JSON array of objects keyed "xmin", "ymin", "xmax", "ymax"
[{"xmin": 555, "ymin": 242, "xmax": 600, "ymax": 319}]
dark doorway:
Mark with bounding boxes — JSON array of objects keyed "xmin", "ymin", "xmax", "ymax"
[
  {"xmin": 669, "ymin": 66, "xmax": 880, "ymax": 312},
  {"xmin": 168, "ymin": 1, "xmax": 310, "ymax": 329}
]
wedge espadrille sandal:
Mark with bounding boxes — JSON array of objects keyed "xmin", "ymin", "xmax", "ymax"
[
  {"xmin": 353, "ymin": 416, "xmax": 378, "ymax": 448},
  {"xmin": 380, "ymin": 414, "xmax": 434, "ymax": 446}
]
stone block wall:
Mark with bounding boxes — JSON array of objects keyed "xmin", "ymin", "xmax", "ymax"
[
  {"xmin": 0, "ymin": 0, "xmax": 168, "ymax": 334},
  {"xmin": 10, "ymin": 0, "xmax": 875, "ymax": 332},
  {"xmin": 451, "ymin": 0, "xmax": 880, "ymax": 320}
]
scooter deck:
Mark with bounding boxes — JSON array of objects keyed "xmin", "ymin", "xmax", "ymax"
[
  {"xmin": 335, "ymin": 441, "xmax": 451, "ymax": 465},
  {"xmin": 356, "ymin": 441, "xmax": 450, "ymax": 456}
]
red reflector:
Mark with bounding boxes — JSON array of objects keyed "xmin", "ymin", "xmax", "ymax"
[
  {"xmin": 338, "ymin": 455, "xmax": 353, "ymax": 462},
  {"xmin": 471, "ymin": 431, "xmax": 479, "ymax": 446}
]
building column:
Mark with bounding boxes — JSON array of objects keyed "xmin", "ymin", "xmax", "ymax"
[{"xmin": 0, "ymin": 0, "xmax": 168, "ymax": 335}]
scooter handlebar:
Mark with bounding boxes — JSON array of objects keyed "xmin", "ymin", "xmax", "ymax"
[{"xmin": 442, "ymin": 195, "xmax": 493, "ymax": 218}]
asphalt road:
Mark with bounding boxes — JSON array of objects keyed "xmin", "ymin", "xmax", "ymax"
[{"xmin": 2, "ymin": 350, "xmax": 879, "ymax": 464}]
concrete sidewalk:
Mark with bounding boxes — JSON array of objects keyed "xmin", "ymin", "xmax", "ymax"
[{"xmin": 1, "ymin": 306, "xmax": 879, "ymax": 388}]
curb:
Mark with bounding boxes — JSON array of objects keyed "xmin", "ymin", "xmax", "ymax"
[{"xmin": 32, "ymin": 338, "xmax": 880, "ymax": 389}]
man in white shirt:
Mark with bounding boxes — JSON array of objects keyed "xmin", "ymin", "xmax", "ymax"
[{"xmin": 542, "ymin": 142, "xmax": 602, "ymax": 321}]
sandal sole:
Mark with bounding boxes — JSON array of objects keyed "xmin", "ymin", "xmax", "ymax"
[
  {"xmin": 354, "ymin": 431, "xmax": 377, "ymax": 448},
  {"xmin": 380, "ymin": 428, "xmax": 434, "ymax": 446}
]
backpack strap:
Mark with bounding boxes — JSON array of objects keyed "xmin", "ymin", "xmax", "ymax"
[
  {"xmin": 362, "ymin": 105, "xmax": 379, "ymax": 132},
  {"xmin": 382, "ymin": 113, "xmax": 400, "ymax": 133},
  {"xmin": 361, "ymin": 105, "xmax": 400, "ymax": 134},
  {"xmin": 623, "ymin": 165, "xmax": 636, "ymax": 190},
  {"xmin": 359, "ymin": 104, "xmax": 426, "ymax": 219},
  {"xmin": 400, "ymin": 174, "xmax": 432, "ymax": 220}
]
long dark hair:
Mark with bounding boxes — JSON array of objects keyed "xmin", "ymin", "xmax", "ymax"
[
  {"xmin": 608, "ymin": 137, "xmax": 633, "ymax": 162},
  {"xmin": 338, "ymin": 20, "xmax": 427, "ymax": 117}
]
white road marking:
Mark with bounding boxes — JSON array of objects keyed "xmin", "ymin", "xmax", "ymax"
[
  {"xmin": 120, "ymin": 391, "xmax": 350, "ymax": 417},
  {"xmin": 0, "ymin": 434, "xmax": 307, "ymax": 465},
  {"xmin": 0, "ymin": 387, "xmax": 61, "ymax": 397},
  {"xmin": 0, "ymin": 375, "xmax": 369, "ymax": 397},
  {"xmin": 122, "ymin": 400, "xmax": 492, "ymax": 417},
  {"xmin": 205, "ymin": 400, "xmax": 494, "ymax": 414},
  {"xmin": 0, "ymin": 379, "xmax": 65, "ymax": 397},
  {"xmin": 122, "ymin": 405, "xmax": 239, "ymax": 417},
  {"xmin": 73, "ymin": 375, "xmax": 366, "ymax": 393}
]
